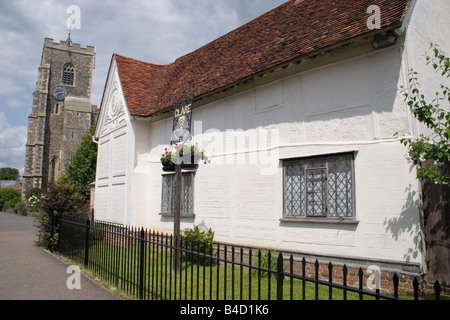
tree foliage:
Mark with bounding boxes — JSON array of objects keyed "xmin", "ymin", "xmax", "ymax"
[
  {"xmin": 397, "ymin": 43, "xmax": 450, "ymax": 185},
  {"xmin": 0, "ymin": 167, "xmax": 19, "ymax": 180},
  {"xmin": 64, "ymin": 125, "xmax": 97, "ymax": 201}
]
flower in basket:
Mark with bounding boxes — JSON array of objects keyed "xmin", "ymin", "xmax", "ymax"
[
  {"xmin": 160, "ymin": 148, "xmax": 174, "ymax": 166},
  {"xmin": 161, "ymin": 144, "xmax": 210, "ymax": 167},
  {"xmin": 175, "ymin": 143, "xmax": 210, "ymax": 165}
]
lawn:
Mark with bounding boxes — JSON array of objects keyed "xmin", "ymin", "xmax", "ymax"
[
  {"xmin": 80, "ymin": 240, "xmax": 377, "ymax": 301},
  {"xmin": 58, "ymin": 221, "xmax": 445, "ymax": 301}
]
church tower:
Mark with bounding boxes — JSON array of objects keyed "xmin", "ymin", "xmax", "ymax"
[{"xmin": 23, "ymin": 37, "xmax": 96, "ymax": 196}]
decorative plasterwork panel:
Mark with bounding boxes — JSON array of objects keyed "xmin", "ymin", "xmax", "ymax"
[{"xmin": 101, "ymin": 75, "xmax": 127, "ymax": 136}]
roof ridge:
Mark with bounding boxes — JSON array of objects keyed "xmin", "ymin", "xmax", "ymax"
[
  {"xmin": 113, "ymin": 53, "xmax": 174, "ymax": 67},
  {"xmin": 112, "ymin": 0, "xmax": 411, "ymax": 118}
]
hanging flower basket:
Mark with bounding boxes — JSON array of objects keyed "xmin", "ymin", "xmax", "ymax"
[
  {"xmin": 180, "ymin": 156, "xmax": 199, "ymax": 170},
  {"xmin": 160, "ymin": 144, "xmax": 209, "ymax": 171},
  {"xmin": 161, "ymin": 149, "xmax": 175, "ymax": 171},
  {"xmin": 162, "ymin": 163, "xmax": 175, "ymax": 172}
]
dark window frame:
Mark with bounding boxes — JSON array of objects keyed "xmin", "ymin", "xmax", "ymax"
[
  {"xmin": 160, "ymin": 171, "xmax": 195, "ymax": 217},
  {"xmin": 62, "ymin": 63, "xmax": 75, "ymax": 86},
  {"xmin": 282, "ymin": 152, "xmax": 356, "ymax": 222}
]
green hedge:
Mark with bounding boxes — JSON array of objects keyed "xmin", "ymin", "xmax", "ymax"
[{"xmin": 0, "ymin": 188, "xmax": 21, "ymax": 211}]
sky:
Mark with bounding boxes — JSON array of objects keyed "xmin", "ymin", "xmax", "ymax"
[{"xmin": 0, "ymin": 0, "xmax": 287, "ymax": 175}]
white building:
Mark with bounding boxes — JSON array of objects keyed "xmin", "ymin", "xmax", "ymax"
[{"xmin": 94, "ymin": 0, "xmax": 449, "ymax": 278}]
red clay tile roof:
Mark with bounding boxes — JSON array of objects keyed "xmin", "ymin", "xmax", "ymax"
[{"xmin": 115, "ymin": 0, "xmax": 411, "ymax": 117}]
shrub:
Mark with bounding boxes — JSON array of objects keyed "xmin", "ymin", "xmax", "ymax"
[
  {"xmin": 181, "ymin": 225, "xmax": 215, "ymax": 265},
  {"xmin": 0, "ymin": 188, "xmax": 21, "ymax": 211},
  {"xmin": 12, "ymin": 200, "xmax": 28, "ymax": 215},
  {"xmin": 36, "ymin": 178, "xmax": 88, "ymax": 251},
  {"xmin": 257, "ymin": 249, "xmax": 278, "ymax": 277},
  {"xmin": 25, "ymin": 188, "xmax": 45, "ymax": 213}
]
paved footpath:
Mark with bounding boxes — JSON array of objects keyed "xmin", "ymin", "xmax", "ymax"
[{"xmin": 0, "ymin": 211, "xmax": 121, "ymax": 300}]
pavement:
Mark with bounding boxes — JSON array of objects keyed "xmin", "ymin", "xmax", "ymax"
[{"xmin": 0, "ymin": 211, "xmax": 121, "ymax": 300}]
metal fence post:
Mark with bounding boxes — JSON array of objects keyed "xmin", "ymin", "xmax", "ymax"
[
  {"xmin": 84, "ymin": 218, "xmax": 90, "ymax": 267},
  {"xmin": 276, "ymin": 252, "xmax": 284, "ymax": 300},
  {"xmin": 413, "ymin": 277, "xmax": 419, "ymax": 300},
  {"xmin": 139, "ymin": 227, "xmax": 145, "ymax": 300},
  {"xmin": 57, "ymin": 218, "xmax": 443, "ymax": 301},
  {"xmin": 434, "ymin": 281, "xmax": 441, "ymax": 300},
  {"xmin": 57, "ymin": 218, "xmax": 63, "ymax": 253}
]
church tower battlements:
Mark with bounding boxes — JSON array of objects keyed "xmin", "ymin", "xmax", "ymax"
[{"xmin": 23, "ymin": 37, "xmax": 97, "ymax": 196}]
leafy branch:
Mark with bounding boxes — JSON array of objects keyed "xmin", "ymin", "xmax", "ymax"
[{"xmin": 396, "ymin": 43, "xmax": 450, "ymax": 185}]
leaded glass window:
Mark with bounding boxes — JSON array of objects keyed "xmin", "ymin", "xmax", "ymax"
[
  {"xmin": 283, "ymin": 153, "xmax": 355, "ymax": 219},
  {"xmin": 62, "ymin": 63, "xmax": 74, "ymax": 85},
  {"xmin": 161, "ymin": 174, "xmax": 174, "ymax": 214},
  {"xmin": 161, "ymin": 172, "xmax": 194, "ymax": 216},
  {"xmin": 182, "ymin": 173, "xmax": 194, "ymax": 215}
]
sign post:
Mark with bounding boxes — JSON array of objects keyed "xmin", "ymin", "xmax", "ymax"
[
  {"xmin": 173, "ymin": 165, "xmax": 182, "ymax": 272},
  {"xmin": 171, "ymin": 91, "xmax": 194, "ymax": 272}
]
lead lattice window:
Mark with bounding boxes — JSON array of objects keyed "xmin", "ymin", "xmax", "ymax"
[
  {"xmin": 283, "ymin": 153, "xmax": 355, "ymax": 220},
  {"xmin": 62, "ymin": 63, "xmax": 74, "ymax": 85},
  {"xmin": 161, "ymin": 172, "xmax": 194, "ymax": 216}
]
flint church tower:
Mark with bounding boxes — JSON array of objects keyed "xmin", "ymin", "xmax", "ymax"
[{"xmin": 23, "ymin": 37, "xmax": 96, "ymax": 195}]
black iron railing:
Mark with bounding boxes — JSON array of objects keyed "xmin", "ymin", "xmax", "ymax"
[{"xmin": 58, "ymin": 217, "xmax": 443, "ymax": 300}]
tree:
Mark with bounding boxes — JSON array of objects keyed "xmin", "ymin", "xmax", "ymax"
[
  {"xmin": 64, "ymin": 125, "xmax": 97, "ymax": 201},
  {"xmin": 397, "ymin": 43, "xmax": 450, "ymax": 185},
  {"xmin": 33, "ymin": 126, "xmax": 96, "ymax": 251},
  {"xmin": 0, "ymin": 168, "xmax": 19, "ymax": 180}
]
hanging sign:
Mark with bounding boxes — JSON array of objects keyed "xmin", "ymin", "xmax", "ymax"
[{"xmin": 171, "ymin": 91, "xmax": 194, "ymax": 145}]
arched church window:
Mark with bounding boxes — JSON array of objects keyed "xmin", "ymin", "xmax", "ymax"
[{"xmin": 62, "ymin": 63, "xmax": 74, "ymax": 85}]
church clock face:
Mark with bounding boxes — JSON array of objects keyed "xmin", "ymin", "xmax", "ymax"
[{"xmin": 53, "ymin": 86, "xmax": 67, "ymax": 101}]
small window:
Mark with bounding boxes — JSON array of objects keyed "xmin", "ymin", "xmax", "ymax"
[
  {"xmin": 62, "ymin": 63, "xmax": 74, "ymax": 85},
  {"xmin": 283, "ymin": 153, "xmax": 355, "ymax": 220},
  {"xmin": 161, "ymin": 172, "xmax": 195, "ymax": 216},
  {"xmin": 49, "ymin": 157, "xmax": 59, "ymax": 184},
  {"xmin": 54, "ymin": 102, "xmax": 62, "ymax": 115}
]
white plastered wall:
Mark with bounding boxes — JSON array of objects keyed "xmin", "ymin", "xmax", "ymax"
[
  {"xmin": 94, "ymin": 62, "xmax": 134, "ymax": 226},
  {"xmin": 129, "ymin": 41, "xmax": 425, "ymax": 265}
]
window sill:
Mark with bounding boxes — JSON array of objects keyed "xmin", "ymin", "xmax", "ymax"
[
  {"xmin": 279, "ymin": 217, "xmax": 359, "ymax": 225},
  {"xmin": 160, "ymin": 213, "xmax": 195, "ymax": 219}
]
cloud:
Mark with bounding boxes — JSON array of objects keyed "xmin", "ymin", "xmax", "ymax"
[
  {"xmin": 78, "ymin": 0, "xmax": 242, "ymax": 64},
  {"xmin": 0, "ymin": 0, "xmax": 286, "ymax": 174},
  {"xmin": 74, "ymin": 0, "xmax": 279, "ymax": 106},
  {"xmin": 6, "ymin": 98, "xmax": 24, "ymax": 110},
  {"xmin": 0, "ymin": 76, "xmax": 23, "ymax": 96},
  {"xmin": 0, "ymin": 112, "xmax": 27, "ymax": 174},
  {"xmin": 0, "ymin": 0, "xmax": 285, "ymax": 106}
]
